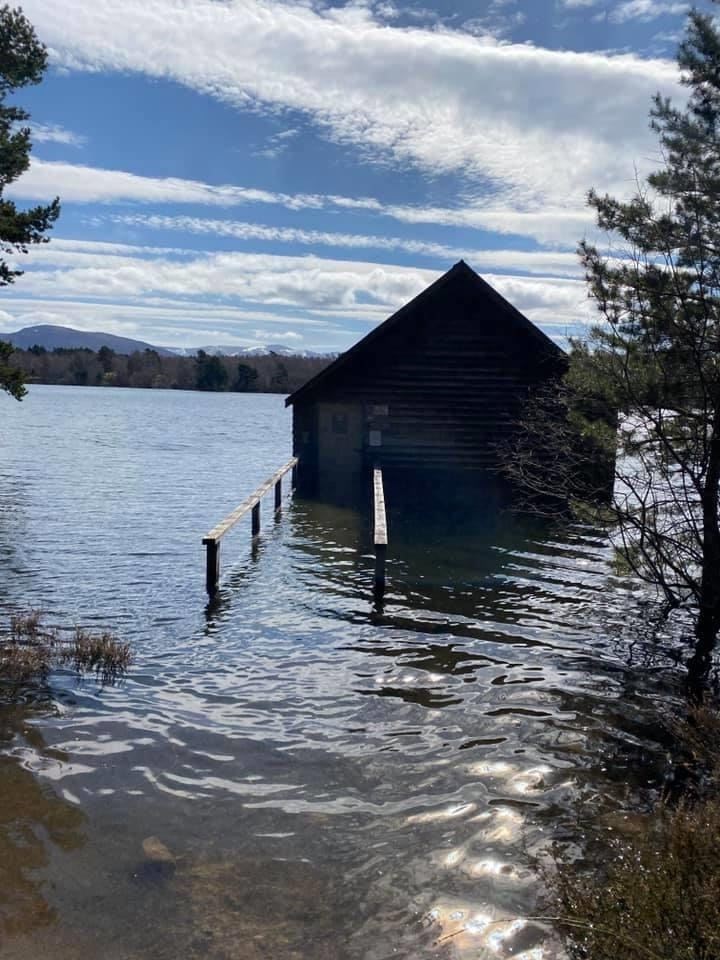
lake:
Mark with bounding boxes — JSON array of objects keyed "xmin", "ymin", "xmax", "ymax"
[{"xmin": 0, "ymin": 385, "xmax": 685, "ymax": 959}]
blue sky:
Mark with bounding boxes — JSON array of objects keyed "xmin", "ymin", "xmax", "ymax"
[{"xmin": 0, "ymin": 0, "xmax": 700, "ymax": 352}]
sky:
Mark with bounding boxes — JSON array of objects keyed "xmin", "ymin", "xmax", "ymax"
[{"xmin": 0, "ymin": 0, "xmax": 704, "ymax": 352}]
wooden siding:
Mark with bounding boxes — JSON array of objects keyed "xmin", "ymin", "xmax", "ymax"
[{"xmin": 289, "ymin": 261, "xmax": 565, "ymax": 494}]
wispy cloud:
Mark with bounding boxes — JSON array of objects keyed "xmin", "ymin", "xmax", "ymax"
[
  {"xmin": 461, "ymin": 0, "xmax": 526, "ymax": 40},
  {"xmin": 609, "ymin": 1, "xmax": 689, "ymax": 23},
  {"xmin": 107, "ymin": 212, "xmax": 583, "ymax": 276},
  {"xmin": 12, "ymin": 159, "xmax": 322, "ymax": 208},
  {"xmin": 27, "ymin": 122, "xmax": 86, "ymax": 147},
  {"xmin": 12, "ymin": 159, "xmax": 596, "ymax": 246},
  {"xmin": 253, "ymin": 126, "xmax": 300, "ymax": 160}
]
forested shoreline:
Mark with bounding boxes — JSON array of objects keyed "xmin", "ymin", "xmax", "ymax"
[{"xmin": 6, "ymin": 344, "xmax": 333, "ymax": 393}]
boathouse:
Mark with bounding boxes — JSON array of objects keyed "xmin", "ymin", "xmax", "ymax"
[{"xmin": 286, "ymin": 261, "xmax": 565, "ymax": 503}]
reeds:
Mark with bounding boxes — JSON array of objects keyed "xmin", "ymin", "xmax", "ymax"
[{"xmin": 0, "ymin": 610, "xmax": 130, "ymax": 686}]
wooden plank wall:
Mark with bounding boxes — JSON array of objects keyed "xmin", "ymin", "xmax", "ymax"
[{"xmin": 306, "ymin": 289, "xmax": 560, "ymax": 473}]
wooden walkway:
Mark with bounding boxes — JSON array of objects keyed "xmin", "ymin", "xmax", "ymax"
[
  {"xmin": 202, "ymin": 457, "xmax": 297, "ymax": 596},
  {"xmin": 202, "ymin": 459, "xmax": 389, "ymax": 601}
]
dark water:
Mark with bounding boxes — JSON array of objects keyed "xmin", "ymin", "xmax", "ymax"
[{"xmin": 0, "ymin": 386, "xmax": 685, "ymax": 960}]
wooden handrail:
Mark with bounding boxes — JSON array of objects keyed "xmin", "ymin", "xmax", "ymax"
[
  {"xmin": 373, "ymin": 468, "xmax": 387, "ymax": 547},
  {"xmin": 373, "ymin": 468, "xmax": 388, "ymax": 595},
  {"xmin": 203, "ymin": 456, "xmax": 298, "ymax": 596},
  {"xmin": 203, "ymin": 457, "xmax": 298, "ymax": 545}
]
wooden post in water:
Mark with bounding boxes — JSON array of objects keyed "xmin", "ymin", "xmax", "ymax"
[
  {"xmin": 373, "ymin": 468, "xmax": 388, "ymax": 596},
  {"xmin": 205, "ymin": 540, "xmax": 220, "ymax": 597},
  {"xmin": 274, "ymin": 477, "xmax": 282, "ymax": 513},
  {"xmin": 251, "ymin": 501, "xmax": 261, "ymax": 537}
]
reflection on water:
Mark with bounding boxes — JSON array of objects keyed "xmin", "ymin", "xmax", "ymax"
[{"xmin": 0, "ymin": 386, "xmax": 687, "ymax": 959}]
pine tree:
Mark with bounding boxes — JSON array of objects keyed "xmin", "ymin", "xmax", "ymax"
[
  {"xmin": 0, "ymin": 5, "xmax": 61, "ymax": 399},
  {"xmin": 510, "ymin": 10, "xmax": 720, "ymax": 678}
]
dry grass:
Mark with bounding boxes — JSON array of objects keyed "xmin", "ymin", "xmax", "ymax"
[
  {"xmin": 0, "ymin": 611, "xmax": 130, "ymax": 687},
  {"xmin": 549, "ymin": 705, "xmax": 720, "ymax": 960},
  {"xmin": 63, "ymin": 627, "xmax": 131, "ymax": 679}
]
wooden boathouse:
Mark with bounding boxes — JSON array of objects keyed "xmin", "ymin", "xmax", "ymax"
[
  {"xmin": 202, "ymin": 261, "xmax": 568, "ymax": 595},
  {"xmin": 285, "ymin": 260, "xmax": 565, "ymax": 503}
]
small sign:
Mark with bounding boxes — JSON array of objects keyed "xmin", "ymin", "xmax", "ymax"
[
  {"xmin": 371, "ymin": 404, "xmax": 389, "ymax": 417},
  {"xmin": 369, "ymin": 429, "xmax": 382, "ymax": 447}
]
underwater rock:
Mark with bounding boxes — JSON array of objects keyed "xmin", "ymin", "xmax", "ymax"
[
  {"xmin": 133, "ymin": 836, "xmax": 176, "ymax": 884},
  {"xmin": 142, "ymin": 836, "xmax": 175, "ymax": 863}
]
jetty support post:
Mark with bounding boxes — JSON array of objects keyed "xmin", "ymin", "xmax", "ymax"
[
  {"xmin": 205, "ymin": 538, "xmax": 220, "ymax": 597},
  {"xmin": 201, "ymin": 456, "xmax": 298, "ymax": 597},
  {"xmin": 373, "ymin": 468, "xmax": 388, "ymax": 595}
]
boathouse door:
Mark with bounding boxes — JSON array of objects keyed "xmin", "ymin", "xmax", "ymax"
[{"xmin": 316, "ymin": 401, "xmax": 364, "ymax": 503}]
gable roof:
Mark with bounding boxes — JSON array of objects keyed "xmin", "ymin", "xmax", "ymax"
[{"xmin": 286, "ymin": 260, "xmax": 564, "ymax": 407}]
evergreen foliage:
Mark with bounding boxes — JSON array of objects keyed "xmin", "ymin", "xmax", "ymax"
[
  {"xmin": 509, "ymin": 10, "xmax": 720, "ymax": 675},
  {"xmin": 0, "ymin": 5, "xmax": 60, "ymax": 399},
  {"xmin": 6, "ymin": 344, "xmax": 331, "ymax": 392},
  {"xmin": 194, "ymin": 350, "xmax": 229, "ymax": 391},
  {"xmin": 0, "ymin": 338, "xmax": 23, "ymax": 398}
]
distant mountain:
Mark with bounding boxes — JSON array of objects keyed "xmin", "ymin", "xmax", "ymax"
[
  {"xmin": 0, "ymin": 324, "xmax": 176, "ymax": 356},
  {"xmin": 165, "ymin": 343, "xmax": 330, "ymax": 358},
  {"xmin": 0, "ymin": 324, "xmax": 334, "ymax": 358}
]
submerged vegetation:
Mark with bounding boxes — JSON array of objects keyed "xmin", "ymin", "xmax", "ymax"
[{"xmin": 0, "ymin": 610, "xmax": 130, "ymax": 686}]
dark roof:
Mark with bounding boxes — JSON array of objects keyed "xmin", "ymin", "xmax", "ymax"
[{"xmin": 286, "ymin": 260, "xmax": 564, "ymax": 407}]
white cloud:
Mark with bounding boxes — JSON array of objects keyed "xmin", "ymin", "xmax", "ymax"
[
  {"xmin": 4, "ymin": 242, "xmax": 595, "ymax": 348},
  {"xmin": 14, "ymin": 245, "xmax": 436, "ymax": 310},
  {"xmin": 26, "ymin": 237, "xmax": 195, "ymax": 264},
  {"xmin": 27, "ymin": 122, "xmax": 86, "ymax": 147},
  {"xmin": 12, "ymin": 159, "xmax": 325, "ymax": 209},
  {"xmin": 254, "ymin": 329, "xmax": 303, "ymax": 341},
  {"xmin": 21, "ymin": 0, "xmax": 680, "ymax": 217},
  {"xmin": 0, "ymin": 296, "xmax": 339, "ymax": 349},
  {"xmin": 108, "ymin": 213, "xmax": 583, "ymax": 276},
  {"xmin": 609, "ymin": 1, "xmax": 689, "ymax": 23}
]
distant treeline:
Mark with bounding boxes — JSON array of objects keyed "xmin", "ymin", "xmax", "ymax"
[{"xmin": 7, "ymin": 345, "xmax": 333, "ymax": 393}]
